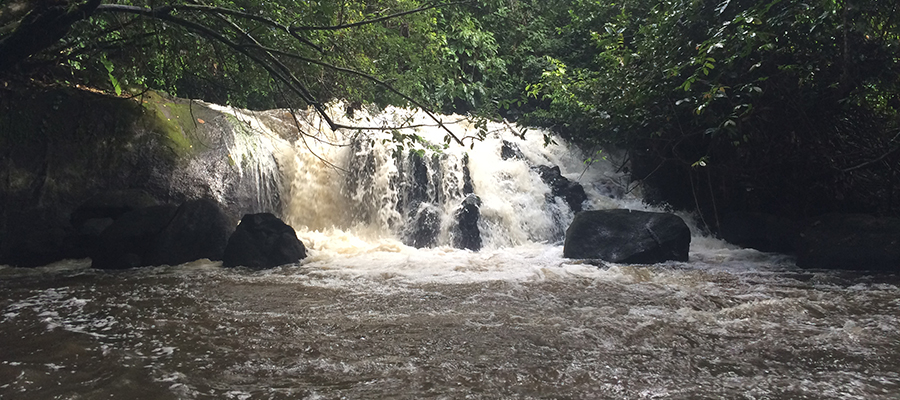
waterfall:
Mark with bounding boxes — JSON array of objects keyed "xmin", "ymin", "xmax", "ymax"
[{"xmin": 217, "ymin": 104, "xmax": 637, "ymax": 251}]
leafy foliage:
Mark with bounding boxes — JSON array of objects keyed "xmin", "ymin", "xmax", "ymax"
[
  {"xmin": 483, "ymin": 0, "xmax": 900, "ymax": 221},
  {"xmin": 2, "ymin": 0, "xmax": 898, "ymax": 221}
]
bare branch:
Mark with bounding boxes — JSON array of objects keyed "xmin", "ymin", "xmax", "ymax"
[
  {"xmin": 841, "ymin": 131, "xmax": 900, "ymax": 173},
  {"xmin": 290, "ymin": 1, "xmax": 467, "ymax": 32},
  {"xmin": 171, "ymin": 4, "xmax": 322, "ymax": 53},
  {"xmin": 236, "ymin": 42, "xmax": 464, "ymax": 145}
]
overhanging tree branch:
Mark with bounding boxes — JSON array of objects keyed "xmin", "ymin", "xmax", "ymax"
[
  {"xmin": 170, "ymin": 4, "xmax": 323, "ymax": 53},
  {"xmin": 236, "ymin": 43, "xmax": 463, "ymax": 144},
  {"xmin": 0, "ymin": 0, "xmax": 102, "ymax": 72},
  {"xmin": 290, "ymin": 1, "xmax": 467, "ymax": 32},
  {"xmin": 94, "ymin": 3, "xmax": 465, "ymax": 145}
]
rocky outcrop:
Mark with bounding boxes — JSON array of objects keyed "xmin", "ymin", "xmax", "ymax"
[
  {"xmin": 564, "ymin": 209, "xmax": 690, "ymax": 263},
  {"xmin": 536, "ymin": 165, "xmax": 587, "ymax": 213},
  {"xmin": 223, "ymin": 213, "xmax": 307, "ymax": 269},
  {"xmin": 70, "ymin": 190, "xmax": 160, "ymax": 228},
  {"xmin": 0, "ymin": 87, "xmax": 282, "ymax": 267},
  {"xmin": 90, "ymin": 199, "xmax": 231, "ymax": 269},
  {"xmin": 398, "ymin": 150, "xmax": 441, "ymax": 249},
  {"xmin": 796, "ymin": 214, "xmax": 900, "ymax": 271},
  {"xmin": 719, "ymin": 212, "xmax": 801, "ymax": 253}
]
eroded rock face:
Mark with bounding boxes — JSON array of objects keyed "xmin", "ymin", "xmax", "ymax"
[
  {"xmin": 145, "ymin": 199, "xmax": 232, "ymax": 267},
  {"xmin": 563, "ymin": 209, "xmax": 690, "ymax": 263},
  {"xmin": 0, "ymin": 88, "xmax": 282, "ymax": 267},
  {"xmin": 89, "ymin": 199, "xmax": 231, "ymax": 269},
  {"xmin": 796, "ymin": 214, "xmax": 900, "ymax": 271},
  {"xmin": 223, "ymin": 213, "xmax": 307, "ymax": 269},
  {"xmin": 90, "ymin": 205, "xmax": 179, "ymax": 270}
]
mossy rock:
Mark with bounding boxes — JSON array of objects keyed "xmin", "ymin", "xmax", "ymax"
[{"xmin": 0, "ymin": 85, "xmax": 282, "ymax": 266}]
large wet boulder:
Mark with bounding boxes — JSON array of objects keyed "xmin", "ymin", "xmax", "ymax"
[
  {"xmin": 223, "ymin": 213, "xmax": 307, "ymax": 269},
  {"xmin": 564, "ymin": 209, "xmax": 691, "ymax": 263},
  {"xmin": 536, "ymin": 165, "xmax": 587, "ymax": 213},
  {"xmin": 796, "ymin": 214, "xmax": 900, "ymax": 271},
  {"xmin": 719, "ymin": 212, "xmax": 801, "ymax": 253}
]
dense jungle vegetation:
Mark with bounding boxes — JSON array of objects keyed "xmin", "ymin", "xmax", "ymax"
[{"xmin": 1, "ymin": 0, "xmax": 898, "ymax": 230}]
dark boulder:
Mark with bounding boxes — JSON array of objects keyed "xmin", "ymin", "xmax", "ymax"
[
  {"xmin": 90, "ymin": 205, "xmax": 178, "ymax": 270},
  {"xmin": 564, "ymin": 209, "xmax": 691, "ymax": 263},
  {"xmin": 405, "ymin": 204, "xmax": 441, "ymax": 249},
  {"xmin": 536, "ymin": 165, "xmax": 587, "ymax": 212},
  {"xmin": 452, "ymin": 194, "xmax": 482, "ymax": 251},
  {"xmin": 719, "ymin": 212, "xmax": 801, "ymax": 253},
  {"xmin": 501, "ymin": 140, "xmax": 525, "ymax": 160},
  {"xmin": 796, "ymin": 214, "xmax": 900, "ymax": 271},
  {"xmin": 223, "ymin": 213, "xmax": 307, "ymax": 269},
  {"xmin": 462, "ymin": 154, "xmax": 474, "ymax": 195},
  {"xmin": 145, "ymin": 199, "xmax": 232, "ymax": 266}
]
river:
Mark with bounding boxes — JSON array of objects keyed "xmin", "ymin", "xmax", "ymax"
[{"xmin": 2, "ymin": 106, "xmax": 899, "ymax": 399}]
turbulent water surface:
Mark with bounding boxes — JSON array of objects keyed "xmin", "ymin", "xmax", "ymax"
[
  {"xmin": 2, "ymin": 106, "xmax": 900, "ymax": 399},
  {"xmin": 2, "ymin": 246, "xmax": 900, "ymax": 399}
]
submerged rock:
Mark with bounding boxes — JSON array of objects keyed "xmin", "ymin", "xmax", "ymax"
[
  {"xmin": 796, "ymin": 214, "xmax": 900, "ymax": 271},
  {"xmin": 223, "ymin": 213, "xmax": 307, "ymax": 269},
  {"xmin": 564, "ymin": 209, "xmax": 690, "ymax": 263}
]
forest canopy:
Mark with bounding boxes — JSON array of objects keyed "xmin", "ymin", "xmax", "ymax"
[{"xmin": 2, "ymin": 0, "xmax": 898, "ymax": 224}]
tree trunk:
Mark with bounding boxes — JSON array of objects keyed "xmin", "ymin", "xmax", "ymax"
[{"xmin": 0, "ymin": 0, "xmax": 102, "ymax": 73}]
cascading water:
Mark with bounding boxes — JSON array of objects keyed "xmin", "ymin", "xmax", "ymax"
[
  {"xmin": 254, "ymin": 104, "xmax": 637, "ymax": 252},
  {"xmin": 2, "ymin": 105, "xmax": 900, "ymax": 399}
]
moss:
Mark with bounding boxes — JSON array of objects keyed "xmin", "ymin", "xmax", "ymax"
[{"xmin": 137, "ymin": 91, "xmax": 201, "ymax": 158}]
